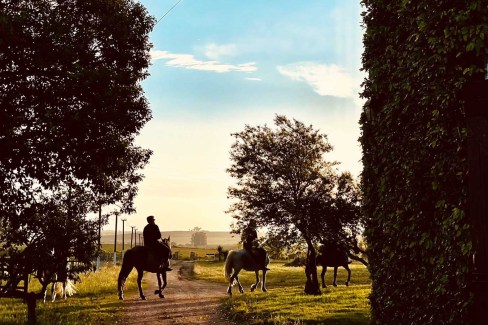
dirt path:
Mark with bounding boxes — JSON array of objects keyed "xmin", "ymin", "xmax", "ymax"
[{"xmin": 119, "ymin": 261, "xmax": 235, "ymax": 324}]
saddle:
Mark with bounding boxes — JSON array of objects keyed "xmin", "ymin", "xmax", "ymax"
[
  {"xmin": 246, "ymin": 247, "xmax": 269, "ymax": 271},
  {"xmin": 146, "ymin": 244, "xmax": 172, "ymax": 271}
]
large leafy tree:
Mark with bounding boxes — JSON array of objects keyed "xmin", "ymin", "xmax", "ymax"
[
  {"xmin": 0, "ymin": 0, "xmax": 154, "ymax": 316},
  {"xmin": 227, "ymin": 115, "xmax": 362, "ymax": 294}
]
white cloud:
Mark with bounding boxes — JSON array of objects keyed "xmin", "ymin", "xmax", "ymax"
[
  {"xmin": 203, "ymin": 43, "xmax": 237, "ymax": 60},
  {"xmin": 277, "ymin": 62, "xmax": 357, "ymax": 99},
  {"xmin": 245, "ymin": 77, "xmax": 262, "ymax": 81},
  {"xmin": 150, "ymin": 50, "xmax": 256, "ymax": 73}
]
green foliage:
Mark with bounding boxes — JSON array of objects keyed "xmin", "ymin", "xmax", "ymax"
[
  {"xmin": 360, "ymin": 0, "xmax": 486, "ymax": 323},
  {"xmin": 227, "ymin": 115, "xmax": 363, "ymax": 294},
  {"xmin": 0, "ymin": 0, "xmax": 154, "ymax": 302}
]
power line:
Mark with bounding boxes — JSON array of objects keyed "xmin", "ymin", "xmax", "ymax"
[{"xmin": 155, "ymin": 0, "xmax": 183, "ymax": 26}]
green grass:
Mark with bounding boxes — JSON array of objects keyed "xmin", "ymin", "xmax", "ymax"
[
  {"xmin": 195, "ymin": 260, "xmax": 371, "ymax": 324},
  {"xmin": 0, "ymin": 265, "xmax": 139, "ymax": 324},
  {"xmin": 1, "ymin": 259, "xmax": 371, "ymax": 324}
]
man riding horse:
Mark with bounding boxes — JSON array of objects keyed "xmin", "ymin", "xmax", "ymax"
[
  {"xmin": 241, "ymin": 219, "xmax": 269, "ymax": 270},
  {"xmin": 143, "ymin": 215, "xmax": 172, "ymax": 271}
]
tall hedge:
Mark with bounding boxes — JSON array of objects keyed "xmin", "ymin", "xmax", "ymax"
[{"xmin": 360, "ymin": 1, "xmax": 487, "ymax": 323}]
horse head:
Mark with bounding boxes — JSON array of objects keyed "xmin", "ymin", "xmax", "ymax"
[{"xmin": 161, "ymin": 236, "xmax": 172, "ymax": 259}]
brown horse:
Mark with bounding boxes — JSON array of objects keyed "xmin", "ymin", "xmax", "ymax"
[
  {"xmin": 316, "ymin": 244, "xmax": 352, "ymax": 287},
  {"xmin": 117, "ymin": 237, "xmax": 172, "ymax": 300}
]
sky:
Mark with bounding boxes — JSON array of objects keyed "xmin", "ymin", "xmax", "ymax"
[{"xmin": 105, "ymin": 0, "xmax": 365, "ymax": 233}]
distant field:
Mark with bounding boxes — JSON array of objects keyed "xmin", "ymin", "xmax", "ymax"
[
  {"xmin": 100, "ymin": 244, "xmax": 237, "ymax": 261},
  {"xmin": 100, "ymin": 230, "xmax": 240, "ymax": 248}
]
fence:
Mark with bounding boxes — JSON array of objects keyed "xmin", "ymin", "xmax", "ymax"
[{"xmin": 0, "ymin": 256, "xmax": 28, "ymax": 295}]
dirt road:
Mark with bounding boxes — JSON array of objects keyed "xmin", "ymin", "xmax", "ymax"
[{"xmin": 119, "ymin": 261, "xmax": 235, "ymax": 324}]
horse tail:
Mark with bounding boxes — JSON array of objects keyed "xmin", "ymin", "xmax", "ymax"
[
  {"xmin": 224, "ymin": 250, "xmax": 234, "ymax": 280},
  {"xmin": 118, "ymin": 248, "xmax": 134, "ymax": 291},
  {"xmin": 65, "ymin": 279, "xmax": 77, "ymax": 296}
]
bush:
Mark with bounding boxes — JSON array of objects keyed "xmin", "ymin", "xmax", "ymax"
[{"xmin": 360, "ymin": 1, "xmax": 486, "ymax": 323}]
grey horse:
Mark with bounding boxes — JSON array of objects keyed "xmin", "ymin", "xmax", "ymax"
[{"xmin": 224, "ymin": 248, "xmax": 269, "ymax": 295}]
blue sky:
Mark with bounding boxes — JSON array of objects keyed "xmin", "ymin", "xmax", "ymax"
[{"xmin": 107, "ymin": 0, "xmax": 365, "ymax": 232}]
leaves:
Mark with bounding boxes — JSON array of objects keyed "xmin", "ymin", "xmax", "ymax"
[
  {"xmin": 360, "ymin": 0, "xmax": 481, "ymax": 323},
  {"xmin": 0, "ymin": 0, "xmax": 154, "ymax": 296},
  {"xmin": 227, "ymin": 115, "xmax": 363, "ymax": 294}
]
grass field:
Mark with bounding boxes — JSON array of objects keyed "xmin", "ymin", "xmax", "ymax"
[
  {"xmin": 1, "ymin": 256, "xmax": 371, "ymax": 324},
  {"xmin": 194, "ymin": 260, "xmax": 371, "ymax": 324},
  {"xmin": 0, "ymin": 264, "xmax": 138, "ymax": 324}
]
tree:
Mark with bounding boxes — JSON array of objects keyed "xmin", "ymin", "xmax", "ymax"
[
  {"xmin": 0, "ymin": 0, "xmax": 154, "ymax": 321},
  {"xmin": 227, "ymin": 115, "xmax": 362, "ymax": 294},
  {"xmin": 191, "ymin": 228, "xmax": 208, "ymax": 247}
]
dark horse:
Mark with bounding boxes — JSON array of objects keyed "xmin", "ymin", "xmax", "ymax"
[
  {"xmin": 117, "ymin": 237, "xmax": 172, "ymax": 300},
  {"xmin": 224, "ymin": 247, "xmax": 269, "ymax": 295},
  {"xmin": 316, "ymin": 243, "xmax": 351, "ymax": 288}
]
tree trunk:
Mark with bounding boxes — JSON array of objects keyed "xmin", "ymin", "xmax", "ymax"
[
  {"xmin": 304, "ymin": 241, "xmax": 321, "ymax": 295},
  {"xmin": 26, "ymin": 292, "xmax": 37, "ymax": 324}
]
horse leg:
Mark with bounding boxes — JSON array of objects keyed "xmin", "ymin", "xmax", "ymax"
[
  {"xmin": 227, "ymin": 272, "xmax": 236, "ymax": 295},
  {"xmin": 250, "ymin": 270, "xmax": 260, "ymax": 292},
  {"xmin": 118, "ymin": 278, "xmax": 126, "ymax": 300},
  {"xmin": 136, "ymin": 269, "xmax": 146, "ymax": 300},
  {"xmin": 62, "ymin": 281, "xmax": 67, "ymax": 299},
  {"xmin": 161, "ymin": 271, "xmax": 167, "ymax": 291},
  {"xmin": 118, "ymin": 263, "xmax": 133, "ymax": 300},
  {"xmin": 235, "ymin": 275, "xmax": 244, "ymax": 293},
  {"xmin": 43, "ymin": 285, "xmax": 48, "ymax": 303},
  {"xmin": 321, "ymin": 266, "xmax": 327, "ymax": 288},
  {"xmin": 51, "ymin": 282, "xmax": 56, "ymax": 302},
  {"xmin": 118, "ymin": 277, "xmax": 126, "ymax": 300},
  {"xmin": 344, "ymin": 264, "xmax": 351, "ymax": 286},
  {"xmin": 261, "ymin": 269, "xmax": 267, "ymax": 292},
  {"xmin": 155, "ymin": 272, "xmax": 164, "ymax": 298},
  {"xmin": 333, "ymin": 266, "xmax": 338, "ymax": 287}
]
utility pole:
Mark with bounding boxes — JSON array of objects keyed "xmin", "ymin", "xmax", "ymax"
[
  {"xmin": 121, "ymin": 218, "xmax": 127, "ymax": 257},
  {"xmin": 114, "ymin": 214, "xmax": 118, "ymax": 266},
  {"xmin": 97, "ymin": 204, "xmax": 101, "ymax": 271},
  {"xmin": 131, "ymin": 226, "xmax": 135, "ymax": 248}
]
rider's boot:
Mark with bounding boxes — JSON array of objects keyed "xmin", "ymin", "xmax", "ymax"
[{"xmin": 162, "ymin": 260, "xmax": 172, "ymax": 271}]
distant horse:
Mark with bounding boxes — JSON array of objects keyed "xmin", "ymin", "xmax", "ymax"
[
  {"xmin": 117, "ymin": 237, "xmax": 172, "ymax": 300},
  {"xmin": 47, "ymin": 272, "xmax": 81, "ymax": 302},
  {"xmin": 224, "ymin": 248, "xmax": 269, "ymax": 295},
  {"xmin": 36, "ymin": 258, "xmax": 82, "ymax": 303},
  {"xmin": 316, "ymin": 244, "xmax": 351, "ymax": 287}
]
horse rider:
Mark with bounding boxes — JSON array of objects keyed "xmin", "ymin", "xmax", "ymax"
[
  {"xmin": 143, "ymin": 215, "xmax": 172, "ymax": 271},
  {"xmin": 241, "ymin": 219, "xmax": 269, "ymax": 270}
]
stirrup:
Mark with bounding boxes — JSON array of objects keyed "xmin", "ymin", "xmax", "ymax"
[{"xmin": 159, "ymin": 265, "xmax": 173, "ymax": 271}]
